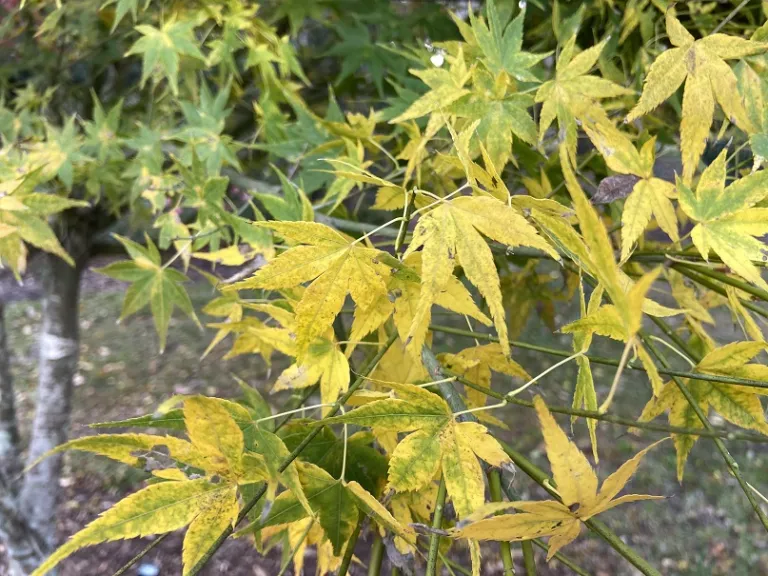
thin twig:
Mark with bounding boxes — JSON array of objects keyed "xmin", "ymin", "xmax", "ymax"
[
  {"xmin": 712, "ymin": 0, "xmax": 751, "ymax": 34},
  {"xmin": 111, "ymin": 534, "xmax": 168, "ymax": 576}
]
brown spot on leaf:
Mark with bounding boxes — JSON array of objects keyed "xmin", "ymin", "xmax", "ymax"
[{"xmin": 592, "ymin": 174, "xmax": 641, "ymax": 204}]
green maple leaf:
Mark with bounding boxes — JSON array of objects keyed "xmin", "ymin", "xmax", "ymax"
[
  {"xmin": 678, "ymin": 148, "xmax": 768, "ymax": 291},
  {"xmin": 324, "ymin": 20, "xmax": 407, "ymax": 96},
  {"xmin": 175, "ymin": 80, "xmax": 241, "ymax": 174},
  {"xmin": 279, "ymin": 420, "xmax": 388, "ymax": 496},
  {"xmin": 271, "ymin": 0, "xmax": 328, "ymax": 36},
  {"xmin": 126, "ymin": 19, "xmax": 205, "ymax": 95},
  {"xmin": 448, "ymin": 68, "xmax": 537, "ymax": 170},
  {"xmin": 102, "ymin": 0, "xmax": 151, "ymax": 32},
  {"xmin": 463, "ymin": 0, "xmax": 547, "ymax": 82},
  {"xmin": 26, "ymin": 117, "xmax": 89, "ymax": 190},
  {"xmin": 83, "ymin": 93, "xmax": 123, "ymax": 163},
  {"xmin": 125, "ymin": 124, "xmax": 165, "ymax": 174},
  {"xmin": 735, "ymin": 58, "xmax": 768, "ymax": 169},
  {"xmin": 95, "ymin": 234, "xmax": 200, "ymax": 352}
]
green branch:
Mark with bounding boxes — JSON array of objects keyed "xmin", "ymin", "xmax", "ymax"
[
  {"xmin": 670, "ymin": 265, "xmax": 768, "ymax": 319},
  {"xmin": 488, "ymin": 470, "xmax": 516, "ymax": 575},
  {"xmin": 449, "ymin": 370, "xmax": 768, "ymax": 442},
  {"xmin": 338, "ymin": 512, "xmax": 363, "ymax": 576},
  {"xmin": 425, "ymin": 476, "xmax": 447, "ymax": 576},
  {"xmin": 429, "ymin": 324, "xmax": 768, "ymax": 390}
]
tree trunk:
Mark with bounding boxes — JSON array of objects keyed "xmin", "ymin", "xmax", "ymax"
[
  {"xmin": 0, "ymin": 303, "xmax": 21, "ymax": 487},
  {"xmin": 18, "ymin": 224, "xmax": 88, "ymax": 560},
  {"xmin": 0, "ymin": 303, "xmax": 47, "ymax": 576}
]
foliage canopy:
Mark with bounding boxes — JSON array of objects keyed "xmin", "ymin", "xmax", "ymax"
[{"xmin": 3, "ymin": 0, "xmax": 768, "ymax": 574}]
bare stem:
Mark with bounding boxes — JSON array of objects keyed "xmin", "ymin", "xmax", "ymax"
[{"xmin": 599, "ymin": 337, "xmax": 634, "ymax": 414}]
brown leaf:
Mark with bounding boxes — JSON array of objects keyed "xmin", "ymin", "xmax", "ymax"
[{"xmin": 591, "ymin": 175, "xmax": 641, "ymax": 205}]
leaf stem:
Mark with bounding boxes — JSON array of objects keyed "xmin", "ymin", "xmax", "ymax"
[
  {"xmin": 452, "ymin": 351, "xmax": 584, "ymax": 417},
  {"xmin": 599, "ymin": 337, "xmax": 634, "ymax": 414},
  {"xmin": 395, "ymin": 188, "xmax": 416, "ymax": 258},
  {"xmin": 255, "ymin": 402, "xmax": 335, "ymax": 423},
  {"xmin": 425, "ymin": 476, "xmax": 447, "ymax": 576},
  {"xmin": 711, "ymin": 0, "xmax": 751, "ymax": 34},
  {"xmin": 488, "ymin": 470, "xmax": 516, "ymax": 575},
  {"xmin": 111, "ymin": 534, "xmax": 168, "ymax": 576},
  {"xmin": 340, "ymin": 406, "xmax": 348, "ymax": 481},
  {"xmin": 647, "ymin": 335, "xmax": 695, "ymax": 368},
  {"xmin": 276, "ymin": 520, "xmax": 313, "ymax": 576}
]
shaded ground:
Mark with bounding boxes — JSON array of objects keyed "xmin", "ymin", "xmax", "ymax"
[{"xmin": 0, "ymin": 262, "xmax": 767, "ymax": 575}]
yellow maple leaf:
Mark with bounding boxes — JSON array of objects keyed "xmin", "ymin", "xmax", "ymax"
[
  {"xmin": 323, "ymin": 381, "xmax": 511, "ymax": 517},
  {"xmin": 626, "ymin": 11, "xmax": 768, "ymax": 182},
  {"xmin": 404, "ymin": 195, "xmax": 559, "ymax": 357},
  {"xmin": 640, "ymin": 342, "xmax": 768, "ymax": 480},
  {"xmin": 224, "ymin": 221, "xmax": 392, "ymax": 356},
  {"xmin": 452, "ymin": 397, "xmax": 664, "ymax": 559},
  {"xmin": 584, "ymin": 122, "xmax": 678, "ymax": 260}
]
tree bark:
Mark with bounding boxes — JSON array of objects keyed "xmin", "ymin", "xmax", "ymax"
[
  {"xmin": 0, "ymin": 304, "xmax": 47, "ymax": 576},
  {"xmin": 0, "ymin": 302, "xmax": 21, "ymax": 487},
  {"xmin": 18, "ymin": 223, "xmax": 88, "ymax": 559}
]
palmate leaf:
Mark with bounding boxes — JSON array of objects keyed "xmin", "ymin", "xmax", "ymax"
[
  {"xmin": 640, "ymin": 342, "xmax": 768, "ymax": 480},
  {"xmin": 584, "ymin": 122, "xmax": 678, "ymax": 260},
  {"xmin": 95, "ymin": 234, "xmax": 200, "ymax": 352},
  {"xmin": 448, "ymin": 68, "xmax": 538, "ymax": 171},
  {"xmin": 31, "ymin": 479, "xmax": 238, "ymax": 576},
  {"xmin": 274, "ymin": 335, "xmax": 350, "ymax": 413},
  {"xmin": 224, "ymin": 221, "xmax": 392, "ymax": 357},
  {"xmin": 257, "ymin": 462, "xmax": 357, "ymax": 556},
  {"xmin": 464, "ymin": 0, "xmax": 547, "ymax": 82},
  {"xmin": 678, "ymin": 149, "xmax": 768, "ymax": 291},
  {"xmin": 126, "ymin": 19, "xmax": 206, "ymax": 95},
  {"xmin": 0, "ymin": 161, "xmax": 89, "ymax": 273},
  {"xmin": 626, "ymin": 12, "xmax": 768, "ymax": 182},
  {"xmin": 536, "ymin": 36, "xmax": 631, "ymax": 159},
  {"xmin": 255, "ymin": 462, "xmax": 414, "ymax": 560},
  {"xmin": 451, "ymin": 397, "xmax": 664, "ymax": 560},
  {"xmin": 347, "ymin": 251, "xmax": 491, "ymax": 356},
  {"xmin": 389, "ymin": 47, "xmax": 471, "ymax": 125},
  {"xmin": 322, "ymin": 381, "xmax": 510, "ymax": 518},
  {"xmin": 403, "ymin": 195, "xmax": 559, "ymax": 358},
  {"xmin": 440, "ymin": 343, "xmax": 529, "ymax": 410}
]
